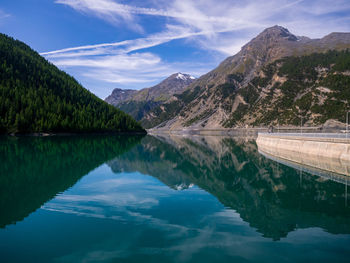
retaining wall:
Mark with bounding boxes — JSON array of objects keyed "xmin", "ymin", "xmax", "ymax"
[{"xmin": 256, "ymin": 133, "xmax": 350, "ymax": 176}]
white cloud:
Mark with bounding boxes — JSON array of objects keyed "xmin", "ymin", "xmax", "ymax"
[
  {"xmin": 46, "ymin": 0, "xmax": 350, "ymax": 98},
  {"xmin": 55, "ymin": 0, "xmax": 350, "ymax": 36},
  {"xmin": 41, "ymin": 24, "xmax": 219, "ymax": 97},
  {"xmin": 55, "ymin": 0, "xmax": 257, "ymax": 31},
  {"xmin": 42, "ymin": 25, "xmax": 205, "ymax": 58},
  {"xmin": 56, "ymin": 0, "xmax": 145, "ymax": 32},
  {"xmin": 43, "ymin": 35, "xmax": 212, "ymax": 87},
  {"xmin": 53, "ymin": 52, "xmax": 161, "ymax": 70},
  {"xmin": 53, "ymin": 0, "xmax": 350, "ymax": 48},
  {"xmin": 0, "ymin": 9, "xmax": 10, "ymax": 21}
]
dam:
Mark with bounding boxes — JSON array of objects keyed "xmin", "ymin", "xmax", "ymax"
[{"xmin": 256, "ymin": 133, "xmax": 350, "ymax": 177}]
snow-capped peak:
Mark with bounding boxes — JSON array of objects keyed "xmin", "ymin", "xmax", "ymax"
[
  {"xmin": 176, "ymin": 73, "xmax": 186, "ymax": 80},
  {"xmin": 176, "ymin": 73, "xmax": 195, "ymax": 81}
]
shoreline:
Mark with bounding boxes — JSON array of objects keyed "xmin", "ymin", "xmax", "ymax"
[
  {"xmin": 147, "ymin": 126, "xmax": 324, "ymax": 136},
  {"xmin": 3, "ymin": 131, "xmax": 147, "ymax": 137}
]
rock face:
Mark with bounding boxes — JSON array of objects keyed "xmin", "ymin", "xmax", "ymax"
[
  {"xmin": 141, "ymin": 26, "xmax": 350, "ymax": 130},
  {"xmin": 105, "ymin": 73, "xmax": 195, "ymax": 120},
  {"xmin": 105, "ymin": 89, "xmax": 138, "ymax": 106}
]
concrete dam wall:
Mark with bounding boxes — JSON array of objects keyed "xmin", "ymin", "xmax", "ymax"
[{"xmin": 256, "ymin": 133, "xmax": 350, "ymax": 176}]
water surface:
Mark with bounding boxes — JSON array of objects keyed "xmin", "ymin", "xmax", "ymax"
[{"xmin": 1, "ymin": 135, "xmax": 349, "ymax": 263}]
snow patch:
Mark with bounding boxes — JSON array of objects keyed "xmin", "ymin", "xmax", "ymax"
[
  {"xmin": 175, "ymin": 183, "xmax": 189, "ymax": 190},
  {"xmin": 176, "ymin": 73, "xmax": 195, "ymax": 81},
  {"xmin": 176, "ymin": 73, "xmax": 186, "ymax": 80}
]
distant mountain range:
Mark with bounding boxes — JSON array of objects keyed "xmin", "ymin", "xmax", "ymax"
[
  {"xmin": 105, "ymin": 73, "xmax": 195, "ymax": 121},
  {"xmin": 128, "ymin": 25, "xmax": 350, "ymax": 129}
]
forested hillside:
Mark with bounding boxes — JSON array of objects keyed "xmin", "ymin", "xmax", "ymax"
[{"xmin": 0, "ymin": 33, "xmax": 145, "ymax": 134}]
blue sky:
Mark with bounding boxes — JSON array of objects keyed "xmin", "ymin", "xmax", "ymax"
[{"xmin": 0, "ymin": 0, "xmax": 350, "ymax": 98}]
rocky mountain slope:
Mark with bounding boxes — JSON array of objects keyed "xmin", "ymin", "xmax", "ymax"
[
  {"xmin": 105, "ymin": 73, "xmax": 195, "ymax": 120},
  {"xmin": 141, "ymin": 26, "xmax": 350, "ymax": 129},
  {"xmin": 104, "ymin": 88, "xmax": 138, "ymax": 106}
]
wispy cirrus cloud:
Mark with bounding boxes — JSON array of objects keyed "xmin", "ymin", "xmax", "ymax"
[
  {"xmin": 42, "ymin": 24, "xmax": 212, "ymax": 57},
  {"xmin": 55, "ymin": 0, "xmax": 146, "ymax": 32},
  {"xmin": 0, "ymin": 9, "xmax": 10, "ymax": 21},
  {"xmin": 55, "ymin": 0, "xmax": 350, "ymax": 37},
  {"xmin": 41, "ymin": 23, "xmax": 219, "ymax": 97},
  {"xmin": 45, "ymin": 0, "xmax": 350, "ymax": 98}
]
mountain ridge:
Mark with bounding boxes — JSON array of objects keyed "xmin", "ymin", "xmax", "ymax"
[
  {"xmin": 141, "ymin": 26, "xmax": 350, "ymax": 129},
  {"xmin": 105, "ymin": 72, "xmax": 195, "ymax": 120}
]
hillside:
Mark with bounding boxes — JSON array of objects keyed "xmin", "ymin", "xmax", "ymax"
[
  {"xmin": 104, "ymin": 88, "xmax": 138, "ymax": 106},
  {"xmin": 105, "ymin": 73, "xmax": 195, "ymax": 120},
  {"xmin": 223, "ymin": 50, "xmax": 350, "ymax": 127},
  {"xmin": 141, "ymin": 26, "xmax": 350, "ymax": 129},
  {"xmin": 0, "ymin": 33, "xmax": 145, "ymax": 134}
]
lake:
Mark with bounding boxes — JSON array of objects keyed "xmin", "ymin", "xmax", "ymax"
[{"xmin": 1, "ymin": 134, "xmax": 350, "ymax": 263}]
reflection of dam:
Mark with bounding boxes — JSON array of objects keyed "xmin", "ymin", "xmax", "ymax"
[
  {"xmin": 256, "ymin": 133, "xmax": 350, "ymax": 177},
  {"xmin": 259, "ymin": 150, "xmax": 350, "ymax": 185}
]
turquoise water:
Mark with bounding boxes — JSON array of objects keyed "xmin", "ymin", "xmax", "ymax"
[{"xmin": 1, "ymin": 135, "xmax": 350, "ymax": 263}]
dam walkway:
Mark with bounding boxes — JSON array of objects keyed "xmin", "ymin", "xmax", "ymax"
[
  {"xmin": 259, "ymin": 132, "xmax": 350, "ymax": 143},
  {"xmin": 256, "ymin": 132, "xmax": 350, "ymax": 177}
]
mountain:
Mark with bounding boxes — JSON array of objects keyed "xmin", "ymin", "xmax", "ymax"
[
  {"xmin": 0, "ymin": 33, "xmax": 145, "ymax": 134},
  {"xmin": 104, "ymin": 88, "xmax": 138, "ymax": 106},
  {"xmin": 105, "ymin": 73, "xmax": 195, "ymax": 121},
  {"xmin": 141, "ymin": 26, "xmax": 350, "ymax": 129}
]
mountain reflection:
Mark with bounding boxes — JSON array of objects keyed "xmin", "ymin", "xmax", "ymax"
[
  {"xmin": 0, "ymin": 135, "xmax": 143, "ymax": 228},
  {"xmin": 108, "ymin": 135, "xmax": 350, "ymax": 240},
  {"xmin": 1, "ymin": 134, "xmax": 349, "ymax": 241}
]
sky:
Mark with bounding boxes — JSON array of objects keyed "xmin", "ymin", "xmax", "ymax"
[{"xmin": 0, "ymin": 0, "xmax": 350, "ymax": 98}]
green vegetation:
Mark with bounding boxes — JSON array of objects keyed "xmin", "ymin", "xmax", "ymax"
[
  {"xmin": 227, "ymin": 73, "xmax": 244, "ymax": 82},
  {"xmin": 0, "ymin": 33, "xmax": 145, "ymax": 134},
  {"xmin": 119, "ymin": 100, "xmax": 161, "ymax": 121},
  {"xmin": 184, "ymin": 109, "xmax": 214, "ymax": 127},
  {"xmin": 141, "ymin": 86, "xmax": 204, "ymax": 128},
  {"xmin": 224, "ymin": 49, "xmax": 350, "ymax": 127},
  {"xmin": 142, "ymin": 100, "xmax": 184, "ymax": 128},
  {"xmin": 223, "ymin": 104, "xmax": 249, "ymax": 127},
  {"xmin": 176, "ymin": 86, "xmax": 202, "ymax": 104},
  {"xmin": 238, "ymin": 84, "xmax": 259, "ymax": 104},
  {"xmin": 216, "ymin": 83, "xmax": 237, "ymax": 98}
]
